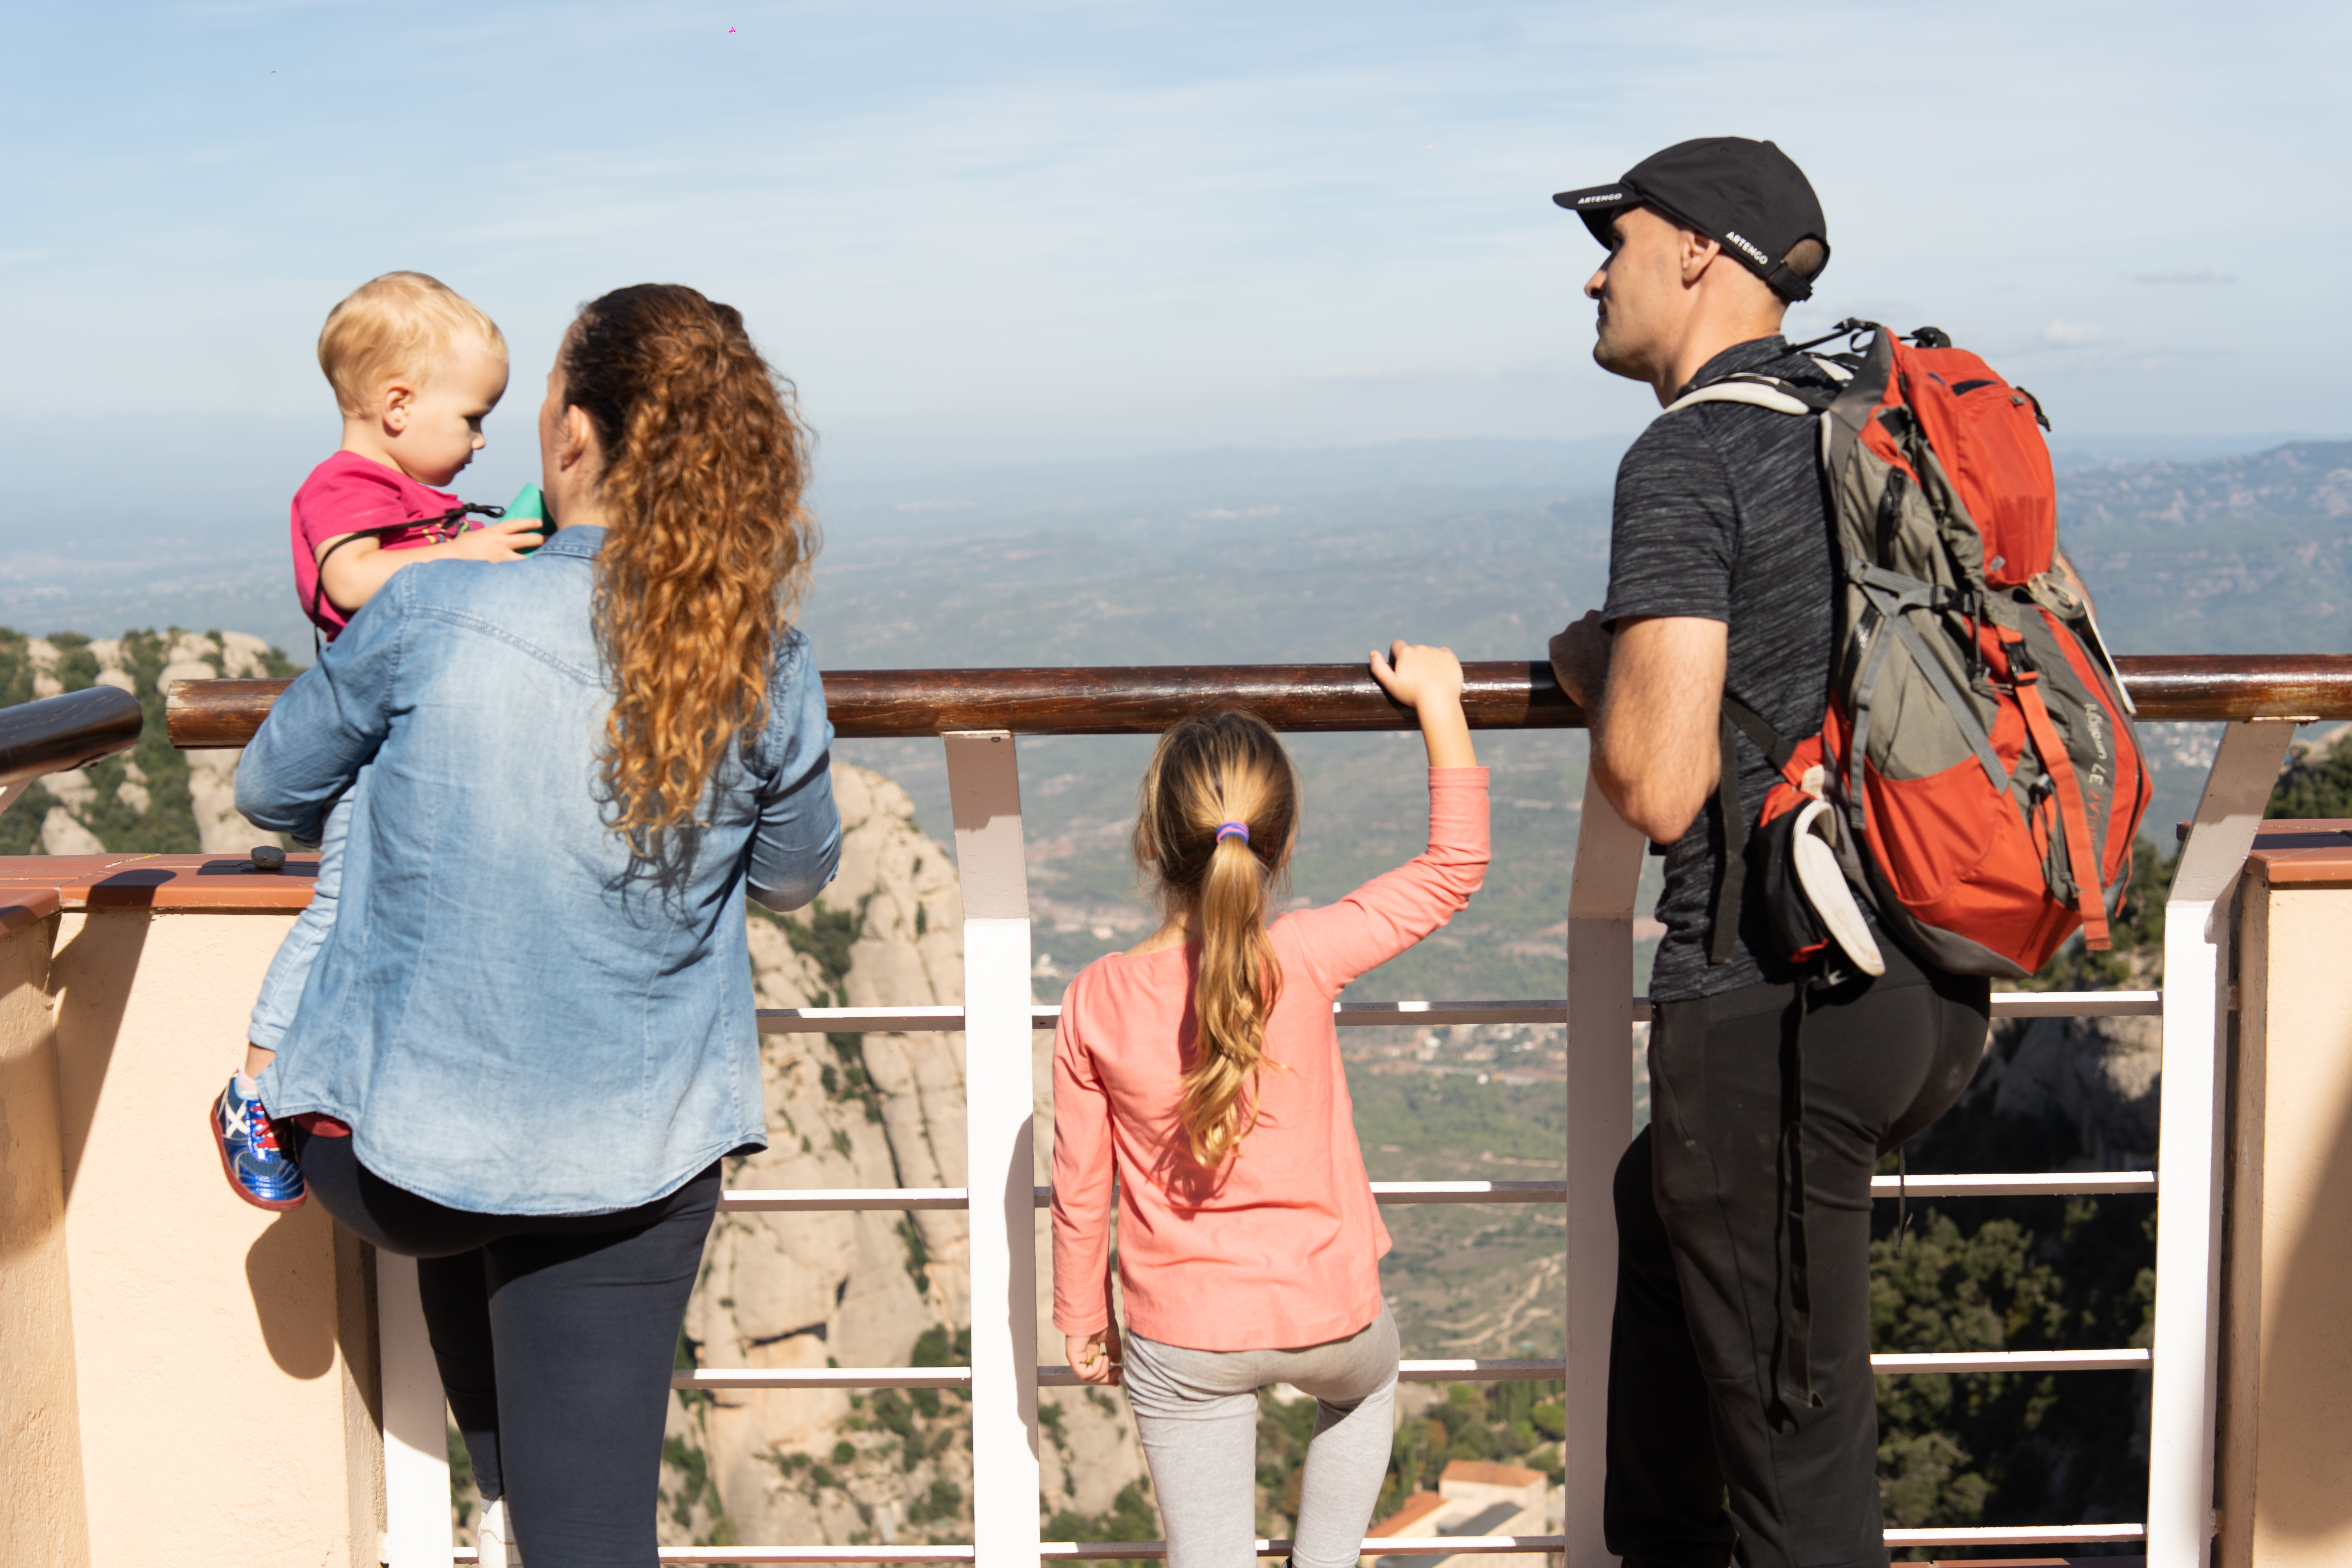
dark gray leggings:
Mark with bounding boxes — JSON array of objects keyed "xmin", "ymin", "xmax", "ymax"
[{"xmin": 292, "ymin": 1127, "xmax": 718, "ymax": 1568}]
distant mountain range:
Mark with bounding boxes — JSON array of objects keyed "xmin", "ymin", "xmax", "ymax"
[
  {"xmin": 2062, "ymin": 440, "xmax": 2352, "ymax": 529},
  {"xmin": 2056, "ymin": 442, "xmax": 2352, "ymax": 656},
  {"xmin": 1, "ymin": 427, "xmax": 2337, "ymax": 755}
]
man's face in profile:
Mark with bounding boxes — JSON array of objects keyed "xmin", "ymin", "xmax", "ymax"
[{"xmin": 1583, "ymin": 205, "xmax": 1685, "ymax": 384}]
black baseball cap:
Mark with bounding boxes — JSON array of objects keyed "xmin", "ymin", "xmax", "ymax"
[{"xmin": 1554, "ymin": 137, "xmax": 1830, "ymax": 302}]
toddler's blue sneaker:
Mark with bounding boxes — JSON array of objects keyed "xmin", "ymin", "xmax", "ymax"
[{"xmin": 210, "ymin": 1074, "xmax": 306, "ymax": 1211}]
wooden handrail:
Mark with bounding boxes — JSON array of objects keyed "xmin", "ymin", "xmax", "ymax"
[
  {"xmin": 0, "ymin": 685, "xmax": 145, "ymax": 788},
  {"xmin": 165, "ymin": 653, "xmax": 2352, "ymax": 749}
]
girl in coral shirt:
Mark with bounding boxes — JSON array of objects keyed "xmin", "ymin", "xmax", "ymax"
[{"xmin": 1053, "ymin": 642, "xmax": 1488, "ymax": 1568}]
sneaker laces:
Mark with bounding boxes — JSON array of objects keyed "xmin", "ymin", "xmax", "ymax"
[{"xmin": 243, "ymin": 1096, "xmax": 287, "ymax": 1160}]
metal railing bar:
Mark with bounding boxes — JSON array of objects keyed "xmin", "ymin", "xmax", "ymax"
[
  {"xmin": 673, "ymin": 1368, "xmax": 970, "ymax": 1391},
  {"xmin": 1871, "ymin": 1171, "xmax": 2157, "ymax": 1197},
  {"xmin": 1989, "ymin": 988, "xmax": 2163, "ymax": 1017},
  {"xmin": 1881, "ymin": 1523, "xmax": 2148, "ymax": 1546},
  {"xmin": 1369, "ymin": 1180, "xmax": 1567, "ymax": 1205},
  {"xmin": 449, "ymin": 1554, "xmax": 979, "ymax": 1565},
  {"xmin": 452, "ymin": 1552, "xmax": 981, "ymax": 1565},
  {"xmin": 447, "ymin": 1523, "xmax": 2151, "ymax": 1563},
  {"xmin": 757, "ymin": 988, "xmax": 2162, "ymax": 1035},
  {"xmin": 1396, "ymin": 1357, "xmax": 1566, "ymax": 1382},
  {"xmin": 756, "ymin": 1001, "xmax": 1582, "ymax": 1033},
  {"xmin": 444, "ymin": 1537, "xmax": 1581, "ymax": 1564},
  {"xmin": 697, "ymin": 1348, "xmax": 2152, "ymax": 1396},
  {"xmin": 1038, "ymin": 1356, "xmax": 1571, "ymax": 1388},
  {"xmin": 720, "ymin": 1173, "xmax": 2151, "ymax": 1214},
  {"xmin": 1029, "ymin": 1181, "xmax": 1570, "ymax": 1210},
  {"xmin": 445, "ymin": 1523, "xmax": 2158, "ymax": 1563},
  {"xmin": 1336, "ymin": 1000, "xmax": 1575, "ymax": 1026},
  {"xmin": 1873, "ymin": 1349, "xmax": 2150, "ymax": 1373}
]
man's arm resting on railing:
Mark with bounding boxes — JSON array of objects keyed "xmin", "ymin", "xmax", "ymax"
[{"xmin": 1548, "ymin": 612, "xmax": 1725, "ymax": 843}]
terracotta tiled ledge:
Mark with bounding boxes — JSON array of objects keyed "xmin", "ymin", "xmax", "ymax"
[
  {"xmin": 0, "ymin": 853, "xmax": 318, "ymax": 924},
  {"xmin": 2245, "ymin": 820, "xmax": 2352, "ymax": 887}
]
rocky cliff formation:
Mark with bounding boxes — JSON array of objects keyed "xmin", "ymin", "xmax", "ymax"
[{"xmin": 0, "ymin": 626, "xmax": 296, "ymax": 858}]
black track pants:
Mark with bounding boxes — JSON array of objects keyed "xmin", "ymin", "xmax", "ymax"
[
  {"xmin": 1604, "ymin": 941, "xmax": 1989, "ymax": 1568},
  {"xmin": 293, "ymin": 1128, "xmax": 719, "ymax": 1568}
]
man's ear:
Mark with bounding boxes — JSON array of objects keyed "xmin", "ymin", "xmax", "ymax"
[{"xmin": 1679, "ymin": 229, "xmax": 1724, "ymax": 287}]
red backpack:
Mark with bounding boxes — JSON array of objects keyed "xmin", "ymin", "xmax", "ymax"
[{"xmin": 1682, "ymin": 321, "xmax": 2151, "ymax": 980}]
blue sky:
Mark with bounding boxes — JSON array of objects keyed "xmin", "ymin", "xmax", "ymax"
[{"xmin": 3, "ymin": 0, "xmax": 2345, "ymax": 506}]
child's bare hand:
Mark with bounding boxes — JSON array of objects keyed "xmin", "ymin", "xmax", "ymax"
[
  {"xmin": 1370, "ymin": 641, "xmax": 1477, "ymax": 768},
  {"xmin": 448, "ymin": 520, "xmax": 544, "ymax": 562},
  {"xmin": 1369, "ymin": 640, "xmax": 1465, "ymax": 714},
  {"xmin": 1067, "ymin": 1328, "xmax": 1122, "ymax": 1386}
]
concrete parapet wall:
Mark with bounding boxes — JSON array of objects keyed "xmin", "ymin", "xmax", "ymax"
[
  {"xmin": 2223, "ymin": 836, "xmax": 2352, "ymax": 1567},
  {"xmin": 0, "ymin": 904, "xmax": 88, "ymax": 1568},
  {"xmin": 0, "ymin": 854, "xmax": 378, "ymax": 1568}
]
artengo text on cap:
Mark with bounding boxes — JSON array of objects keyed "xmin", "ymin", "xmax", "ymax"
[{"xmin": 1721, "ymin": 231, "xmax": 1771, "ymax": 265}]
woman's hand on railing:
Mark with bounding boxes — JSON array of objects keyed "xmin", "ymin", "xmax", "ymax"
[
  {"xmin": 1067, "ymin": 1326, "xmax": 1122, "ymax": 1386},
  {"xmin": 1370, "ymin": 641, "xmax": 1477, "ymax": 769}
]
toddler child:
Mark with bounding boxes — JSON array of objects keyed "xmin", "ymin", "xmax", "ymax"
[
  {"xmin": 210, "ymin": 271, "xmax": 543, "ymax": 1211},
  {"xmin": 1052, "ymin": 641, "xmax": 1489, "ymax": 1568}
]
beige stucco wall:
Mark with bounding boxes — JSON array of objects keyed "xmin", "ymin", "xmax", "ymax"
[
  {"xmin": 47, "ymin": 907, "xmax": 381, "ymax": 1568},
  {"xmin": 0, "ymin": 911, "xmax": 90, "ymax": 1568},
  {"xmin": 2222, "ymin": 876, "xmax": 2352, "ymax": 1567}
]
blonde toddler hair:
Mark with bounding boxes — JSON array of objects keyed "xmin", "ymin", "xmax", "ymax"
[
  {"xmin": 317, "ymin": 271, "xmax": 506, "ymax": 418},
  {"xmin": 1133, "ymin": 710, "xmax": 1301, "ymax": 1167}
]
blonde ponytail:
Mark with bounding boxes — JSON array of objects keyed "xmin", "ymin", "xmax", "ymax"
[{"xmin": 1133, "ymin": 711, "xmax": 1300, "ymax": 1167}]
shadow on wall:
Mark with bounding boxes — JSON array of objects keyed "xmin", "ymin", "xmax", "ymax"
[
  {"xmin": 245, "ymin": 1209, "xmax": 341, "ymax": 1379},
  {"xmin": 48, "ymin": 909, "xmax": 151, "ymax": 1205}
]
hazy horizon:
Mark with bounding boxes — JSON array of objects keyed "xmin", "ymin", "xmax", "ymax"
[{"xmin": 0, "ymin": 426, "xmax": 2339, "ymax": 663}]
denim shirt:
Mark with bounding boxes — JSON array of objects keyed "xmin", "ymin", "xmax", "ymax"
[{"xmin": 239, "ymin": 526, "xmax": 840, "ymax": 1214}]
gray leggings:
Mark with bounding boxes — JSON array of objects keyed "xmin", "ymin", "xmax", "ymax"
[{"xmin": 1121, "ymin": 1307, "xmax": 1400, "ymax": 1568}]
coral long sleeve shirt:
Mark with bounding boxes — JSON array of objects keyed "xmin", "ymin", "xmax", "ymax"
[{"xmin": 1051, "ymin": 768, "xmax": 1489, "ymax": 1351}]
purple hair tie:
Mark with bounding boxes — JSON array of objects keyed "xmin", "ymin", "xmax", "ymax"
[{"xmin": 1216, "ymin": 821, "xmax": 1251, "ymax": 845}]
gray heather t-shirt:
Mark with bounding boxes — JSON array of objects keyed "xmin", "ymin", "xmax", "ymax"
[{"xmin": 1599, "ymin": 335, "xmax": 1840, "ymax": 1001}]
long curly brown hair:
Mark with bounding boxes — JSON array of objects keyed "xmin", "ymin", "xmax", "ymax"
[{"xmin": 562, "ymin": 284, "xmax": 817, "ymax": 857}]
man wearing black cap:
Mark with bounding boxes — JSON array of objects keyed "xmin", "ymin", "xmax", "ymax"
[{"xmin": 1547, "ymin": 139, "xmax": 1987, "ymax": 1568}]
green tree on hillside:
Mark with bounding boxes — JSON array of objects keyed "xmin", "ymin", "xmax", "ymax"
[
  {"xmin": 2267, "ymin": 731, "xmax": 2352, "ymax": 820},
  {"xmin": 0, "ymin": 627, "xmax": 298, "ymax": 856}
]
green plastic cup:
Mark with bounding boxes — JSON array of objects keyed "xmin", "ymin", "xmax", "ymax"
[{"xmin": 507, "ymin": 483, "xmax": 549, "ymax": 553}]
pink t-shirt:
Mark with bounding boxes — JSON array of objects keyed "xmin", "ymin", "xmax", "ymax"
[
  {"xmin": 290, "ymin": 451, "xmax": 462, "ymax": 640},
  {"xmin": 1051, "ymin": 767, "xmax": 1490, "ymax": 1351}
]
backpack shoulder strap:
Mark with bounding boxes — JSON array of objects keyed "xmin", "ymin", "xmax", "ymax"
[
  {"xmin": 1659, "ymin": 374, "xmax": 1833, "ymax": 419},
  {"xmin": 1707, "ymin": 694, "xmax": 1796, "ymax": 966}
]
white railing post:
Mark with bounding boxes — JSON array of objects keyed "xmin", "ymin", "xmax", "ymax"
[
  {"xmin": 2148, "ymin": 717, "xmax": 2295, "ymax": 1568},
  {"xmin": 1563, "ymin": 775, "xmax": 1646, "ymax": 1563},
  {"xmin": 945, "ymin": 730, "xmax": 1042, "ymax": 1568},
  {"xmin": 377, "ymin": 1250, "xmax": 454, "ymax": 1568}
]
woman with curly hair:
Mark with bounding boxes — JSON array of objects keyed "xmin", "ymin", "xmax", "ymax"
[{"xmin": 240, "ymin": 283, "xmax": 841, "ymax": 1566}]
